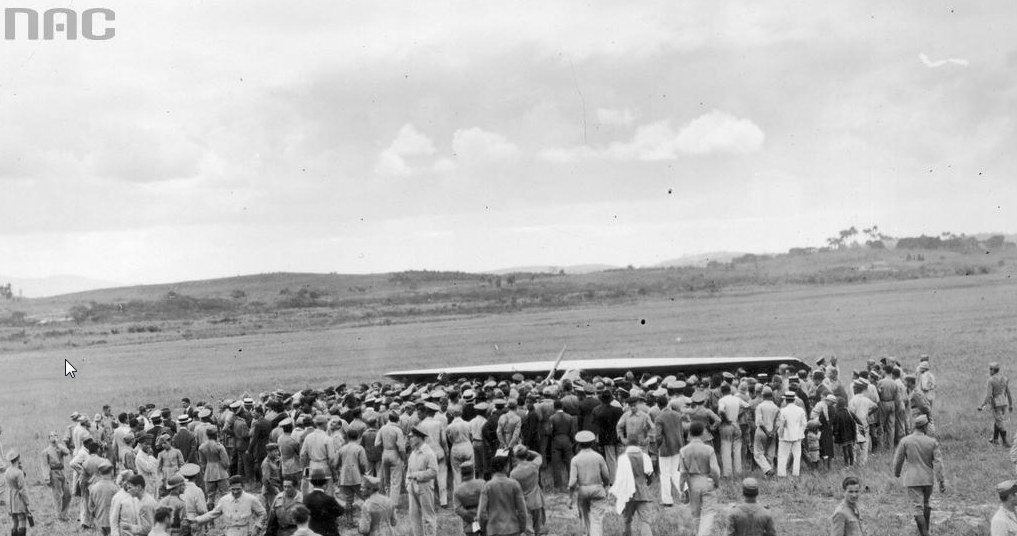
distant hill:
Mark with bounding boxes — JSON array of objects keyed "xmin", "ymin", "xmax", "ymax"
[
  {"xmin": 653, "ymin": 251, "xmax": 749, "ymax": 268},
  {"xmin": 0, "ymin": 274, "xmax": 122, "ymax": 298},
  {"xmin": 485, "ymin": 264, "xmax": 618, "ymax": 275}
]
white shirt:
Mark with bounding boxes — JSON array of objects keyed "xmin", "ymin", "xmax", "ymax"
[
  {"xmin": 775, "ymin": 403, "xmax": 807, "ymax": 442},
  {"xmin": 717, "ymin": 394, "xmax": 748, "ymax": 424}
]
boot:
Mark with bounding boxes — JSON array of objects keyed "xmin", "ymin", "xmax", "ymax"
[
  {"xmin": 1003, "ymin": 430, "xmax": 1012, "ymax": 447},
  {"xmin": 991, "ymin": 425, "xmax": 1000, "ymax": 445},
  {"xmin": 914, "ymin": 514, "xmax": 929, "ymax": 536},
  {"xmin": 924, "ymin": 506, "xmax": 932, "ymax": 528}
]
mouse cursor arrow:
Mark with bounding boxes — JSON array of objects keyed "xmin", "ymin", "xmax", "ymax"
[{"xmin": 64, "ymin": 359, "xmax": 77, "ymax": 378}]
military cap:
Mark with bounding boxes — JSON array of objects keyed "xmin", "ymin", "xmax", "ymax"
[
  {"xmin": 429, "ymin": 389, "xmax": 445, "ymax": 400},
  {"xmin": 643, "ymin": 376, "xmax": 660, "ymax": 388},
  {"xmin": 197, "ymin": 408, "xmax": 212, "ymax": 419},
  {"xmin": 149, "ymin": 410, "xmax": 162, "ymax": 419},
  {"xmin": 410, "ymin": 426, "xmax": 428, "ymax": 439},
  {"xmin": 165, "ymin": 474, "xmax": 185, "ymax": 490},
  {"xmin": 6, "ymin": 450, "xmax": 20, "ymax": 463},
  {"xmin": 243, "ymin": 397, "xmax": 254, "ymax": 405},
  {"xmin": 424, "ymin": 402, "xmax": 440, "ymax": 412},
  {"xmin": 229, "ymin": 400, "xmax": 242, "ymax": 410},
  {"xmin": 996, "ymin": 480, "xmax": 1017, "ymax": 496},
  {"xmin": 914, "ymin": 415, "xmax": 929, "ymax": 427},
  {"xmin": 741, "ymin": 477, "xmax": 760, "ymax": 496},
  {"xmin": 180, "ymin": 463, "xmax": 201, "ymax": 478},
  {"xmin": 462, "ymin": 390, "xmax": 476, "ymax": 401},
  {"xmin": 493, "ymin": 399, "xmax": 506, "ymax": 407},
  {"xmin": 575, "ymin": 430, "xmax": 596, "ymax": 443},
  {"xmin": 722, "ymin": 372, "xmax": 735, "ymax": 381},
  {"xmin": 474, "ymin": 402, "xmax": 489, "ymax": 411},
  {"xmin": 670, "ymin": 381, "xmax": 687, "ymax": 390},
  {"xmin": 511, "ymin": 373, "xmax": 525, "ymax": 383},
  {"xmin": 783, "ymin": 391, "xmax": 797, "ymax": 400},
  {"xmin": 690, "ymin": 391, "xmax": 707, "ymax": 404}
]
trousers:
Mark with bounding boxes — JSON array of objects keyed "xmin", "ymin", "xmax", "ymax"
[
  {"xmin": 776, "ymin": 440, "xmax": 802, "ymax": 477},
  {"xmin": 658, "ymin": 453, "xmax": 682, "ymax": 505},
  {"xmin": 719, "ymin": 423, "xmax": 742, "ymax": 477},
  {"xmin": 752, "ymin": 429, "xmax": 774, "ymax": 473},
  {"xmin": 409, "ymin": 484, "xmax": 437, "ymax": 536}
]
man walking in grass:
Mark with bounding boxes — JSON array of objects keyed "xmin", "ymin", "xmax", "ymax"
[
  {"xmin": 893, "ymin": 415, "xmax": 945, "ymax": 536},
  {"xmin": 979, "ymin": 362, "xmax": 1013, "ymax": 447}
]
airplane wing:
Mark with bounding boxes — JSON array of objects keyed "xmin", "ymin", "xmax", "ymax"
[{"xmin": 386, "ymin": 356, "xmax": 808, "ymax": 382}]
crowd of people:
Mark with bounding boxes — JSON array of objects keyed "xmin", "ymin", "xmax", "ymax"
[{"xmin": 1, "ymin": 354, "xmax": 1015, "ymax": 536}]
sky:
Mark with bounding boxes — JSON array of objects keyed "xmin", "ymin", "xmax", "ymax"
[{"xmin": 1, "ymin": 1, "xmax": 1014, "ymax": 285}]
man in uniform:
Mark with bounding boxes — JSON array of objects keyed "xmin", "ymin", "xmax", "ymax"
[
  {"xmin": 509, "ymin": 445, "xmax": 544, "ymax": 536},
  {"xmin": 677, "ymin": 422, "xmax": 721, "ymax": 535},
  {"xmin": 727, "ymin": 477, "xmax": 776, "ymax": 536},
  {"xmin": 266, "ymin": 476, "xmax": 303, "ymax": 536},
  {"xmin": 300, "ymin": 415, "xmax": 335, "ymax": 495},
  {"xmin": 979, "ymin": 362, "xmax": 1014, "ymax": 447},
  {"xmin": 41, "ymin": 431, "xmax": 72, "ymax": 520},
  {"xmin": 892, "ymin": 415, "xmax": 945, "ymax": 536},
  {"xmin": 195, "ymin": 475, "xmax": 267, "ymax": 536},
  {"xmin": 5, "ymin": 451, "xmax": 30, "ymax": 536},
  {"xmin": 568, "ymin": 431, "xmax": 610, "ymax": 536},
  {"xmin": 406, "ymin": 426, "xmax": 438, "ymax": 536}
]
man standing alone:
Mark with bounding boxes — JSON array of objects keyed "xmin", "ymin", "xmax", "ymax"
[
  {"xmin": 979, "ymin": 362, "xmax": 1014, "ymax": 447},
  {"xmin": 893, "ymin": 415, "xmax": 945, "ymax": 536}
]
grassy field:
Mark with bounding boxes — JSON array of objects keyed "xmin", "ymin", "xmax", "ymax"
[{"xmin": 1, "ymin": 272, "xmax": 1015, "ymax": 534}]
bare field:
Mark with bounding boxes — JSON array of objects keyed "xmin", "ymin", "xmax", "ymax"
[{"xmin": 2, "ymin": 273, "xmax": 1016, "ymax": 535}]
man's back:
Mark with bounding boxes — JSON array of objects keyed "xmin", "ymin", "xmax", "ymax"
[
  {"xmin": 480, "ymin": 475, "xmax": 527, "ymax": 536},
  {"xmin": 509, "ymin": 458, "xmax": 543, "ymax": 509},
  {"xmin": 728, "ymin": 502, "xmax": 776, "ymax": 536},
  {"xmin": 654, "ymin": 408, "xmax": 685, "ymax": 457},
  {"xmin": 893, "ymin": 433, "xmax": 942, "ymax": 487},
  {"xmin": 304, "ymin": 488, "xmax": 343, "ymax": 536}
]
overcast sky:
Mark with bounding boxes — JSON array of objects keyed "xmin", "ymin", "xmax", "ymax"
[{"xmin": 1, "ymin": 1, "xmax": 1014, "ymax": 284}]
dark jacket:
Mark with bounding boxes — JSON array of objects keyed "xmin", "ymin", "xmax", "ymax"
[{"xmin": 304, "ymin": 488, "xmax": 344, "ymax": 536}]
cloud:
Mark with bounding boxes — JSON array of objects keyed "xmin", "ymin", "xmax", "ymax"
[
  {"xmin": 374, "ymin": 124, "xmax": 435, "ymax": 176},
  {"xmin": 435, "ymin": 127, "xmax": 520, "ymax": 172},
  {"xmin": 452, "ymin": 127, "xmax": 520, "ymax": 162},
  {"xmin": 596, "ymin": 108, "xmax": 636, "ymax": 127},
  {"xmin": 673, "ymin": 110, "xmax": 766, "ymax": 155},
  {"xmin": 542, "ymin": 110, "xmax": 765, "ymax": 162},
  {"xmin": 918, "ymin": 53, "xmax": 969, "ymax": 68}
]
